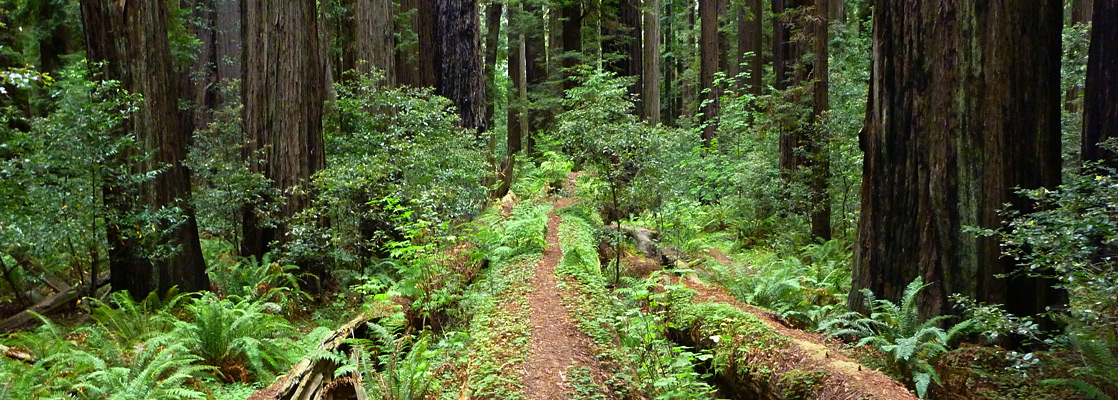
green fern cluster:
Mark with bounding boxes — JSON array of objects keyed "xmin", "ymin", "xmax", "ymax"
[
  {"xmin": 175, "ymin": 292, "xmax": 296, "ymax": 382},
  {"xmin": 0, "ymin": 313, "xmax": 212, "ymax": 400},
  {"xmin": 206, "ymin": 250, "xmax": 310, "ymax": 306},
  {"xmin": 1043, "ymin": 332, "xmax": 1118, "ymax": 400},
  {"xmin": 820, "ymin": 277, "xmax": 974, "ymax": 398}
]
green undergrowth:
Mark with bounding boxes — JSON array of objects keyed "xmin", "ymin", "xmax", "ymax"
[
  {"xmin": 444, "ymin": 199, "xmax": 552, "ymax": 399},
  {"xmin": 554, "ymin": 205, "xmax": 721, "ymax": 399},
  {"xmin": 664, "ymin": 298, "xmax": 829, "ymax": 399}
]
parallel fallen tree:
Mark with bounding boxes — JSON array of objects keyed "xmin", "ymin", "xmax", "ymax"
[
  {"xmin": 0, "ymin": 275, "xmax": 109, "ymax": 332},
  {"xmin": 661, "ymin": 279, "xmax": 918, "ymax": 400}
]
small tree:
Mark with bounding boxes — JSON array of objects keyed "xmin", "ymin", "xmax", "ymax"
[{"xmin": 556, "ymin": 69, "xmax": 654, "ymax": 285}]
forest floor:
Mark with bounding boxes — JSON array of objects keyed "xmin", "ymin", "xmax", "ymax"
[{"xmin": 522, "ymin": 188, "xmax": 611, "ymax": 399}]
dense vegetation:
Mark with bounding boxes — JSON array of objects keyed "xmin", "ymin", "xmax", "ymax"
[{"xmin": 0, "ymin": 0, "xmax": 1115, "ymax": 399}]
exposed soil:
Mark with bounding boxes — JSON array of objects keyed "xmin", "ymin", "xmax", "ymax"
[
  {"xmin": 523, "ymin": 209, "xmax": 605, "ymax": 399},
  {"xmin": 521, "ymin": 172, "xmax": 608, "ymax": 399},
  {"xmin": 675, "ymin": 274, "xmax": 919, "ymax": 400}
]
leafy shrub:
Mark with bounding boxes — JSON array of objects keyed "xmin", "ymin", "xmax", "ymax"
[
  {"xmin": 175, "ymin": 293, "xmax": 295, "ymax": 382},
  {"xmin": 284, "ymin": 71, "xmax": 487, "ymax": 270},
  {"xmin": 821, "ymin": 277, "xmax": 973, "ymax": 398}
]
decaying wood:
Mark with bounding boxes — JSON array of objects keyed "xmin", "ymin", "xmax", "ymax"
[
  {"xmin": 0, "ymin": 275, "xmax": 108, "ymax": 332},
  {"xmin": 0, "ymin": 344, "xmax": 35, "ymax": 364},
  {"xmin": 254, "ymin": 312, "xmax": 379, "ymax": 400}
]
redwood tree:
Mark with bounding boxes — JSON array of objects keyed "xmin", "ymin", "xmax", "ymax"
[
  {"xmin": 739, "ymin": 0, "xmax": 762, "ymax": 95},
  {"xmin": 354, "ymin": 0, "xmax": 396, "ymax": 84},
  {"xmin": 853, "ymin": 0, "xmax": 1065, "ymax": 323},
  {"xmin": 809, "ymin": 0, "xmax": 830, "ymax": 240},
  {"xmin": 1082, "ymin": 0, "xmax": 1118, "ymax": 168},
  {"xmin": 240, "ymin": 0, "xmax": 326, "ymax": 261},
  {"xmin": 643, "ymin": 0, "xmax": 661, "ymax": 124},
  {"xmin": 81, "ymin": 0, "xmax": 209, "ymax": 295},
  {"xmin": 436, "ymin": 0, "xmax": 486, "ymax": 132},
  {"xmin": 699, "ymin": 0, "xmax": 719, "ymax": 145}
]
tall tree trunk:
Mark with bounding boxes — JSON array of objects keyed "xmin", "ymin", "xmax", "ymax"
[
  {"xmin": 622, "ymin": 0, "xmax": 643, "ymax": 114},
  {"xmin": 561, "ymin": 0, "xmax": 583, "ymax": 91},
  {"xmin": 509, "ymin": 6, "xmax": 528, "ymax": 156},
  {"xmin": 180, "ymin": 0, "xmax": 218, "ymax": 131},
  {"xmin": 240, "ymin": 0, "xmax": 326, "ymax": 263},
  {"xmin": 1073, "ymin": 0, "xmax": 1095, "ymax": 25},
  {"xmin": 1083, "ymin": 0, "xmax": 1118, "ymax": 168},
  {"xmin": 81, "ymin": 0, "xmax": 209, "ymax": 296},
  {"xmin": 396, "ymin": 0, "xmax": 421, "ymax": 87},
  {"xmin": 772, "ymin": 0, "xmax": 788, "ymax": 91},
  {"xmin": 436, "ymin": 0, "xmax": 486, "ymax": 132},
  {"xmin": 216, "ymin": 0, "xmax": 241, "ymax": 86},
  {"xmin": 355, "ymin": 0, "xmax": 396, "ymax": 85},
  {"xmin": 483, "ymin": 3, "xmax": 504, "ymax": 133},
  {"xmin": 664, "ymin": 0, "xmax": 676, "ymax": 125},
  {"xmin": 740, "ymin": 0, "xmax": 762, "ymax": 95},
  {"xmin": 852, "ymin": 0, "xmax": 1065, "ymax": 325},
  {"xmin": 699, "ymin": 0, "xmax": 719, "ymax": 145},
  {"xmin": 777, "ymin": 0, "xmax": 809, "ymax": 186},
  {"xmin": 417, "ymin": 0, "xmax": 438, "ymax": 87},
  {"xmin": 809, "ymin": 0, "xmax": 830, "ymax": 241},
  {"xmin": 38, "ymin": 0, "xmax": 72, "ymax": 76},
  {"xmin": 525, "ymin": 3, "xmax": 547, "ymax": 154},
  {"xmin": 643, "ymin": 0, "xmax": 661, "ymax": 125}
]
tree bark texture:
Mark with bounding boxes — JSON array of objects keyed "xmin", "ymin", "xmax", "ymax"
[
  {"xmin": 216, "ymin": 0, "xmax": 241, "ymax": 85},
  {"xmin": 853, "ymin": 0, "xmax": 1065, "ymax": 323},
  {"xmin": 436, "ymin": 0, "xmax": 487, "ymax": 132},
  {"xmin": 699, "ymin": 0, "xmax": 719, "ymax": 145},
  {"xmin": 483, "ymin": 3, "xmax": 504, "ymax": 132},
  {"xmin": 810, "ymin": 0, "xmax": 830, "ymax": 241},
  {"xmin": 524, "ymin": 3, "xmax": 547, "ymax": 153},
  {"xmin": 739, "ymin": 0, "xmax": 762, "ymax": 95},
  {"xmin": 81, "ymin": 0, "xmax": 209, "ymax": 296},
  {"xmin": 240, "ymin": 0, "xmax": 327, "ymax": 262},
  {"xmin": 354, "ymin": 0, "xmax": 396, "ymax": 85},
  {"xmin": 417, "ymin": 0, "xmax": 438, "ymax": 87},
  {"xmin": 395, "ymin": 0, "xmax": 420, "ymax": 87},
  {"xmin": 643, "ymin": 0, "xmax": 661, "ymax": 125},
  {"xmin": 509, "ymin": 6, "xmax": 528, "ymax": 156},
  {"xmin": 1083, "ymin": 0, "xmax": 1118, "ymax": 168},
  {"xmin": 622, "ymin": 0, "xmax": 643, "ymax": 114}
]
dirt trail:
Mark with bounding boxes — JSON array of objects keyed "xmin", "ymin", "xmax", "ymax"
[{"xmin": 522, "ymin": 174, "xmax": 602, "ymax": 399}]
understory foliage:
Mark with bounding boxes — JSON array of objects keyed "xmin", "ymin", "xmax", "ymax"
[
  {"xmin": 821, "ymin": 277, "xmax": 974, "ymax": 398},
  {"xmin": 996, "ymin": 162, "xmax": 1118, "ymax": 399},
  {"xmin": 285, "ymin": 71, "xmax": 488, "ymax": 270}
]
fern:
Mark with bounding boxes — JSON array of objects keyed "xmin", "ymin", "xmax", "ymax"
[
  {"xmin": 820, "ymin": 277, "xmax": 974, "ymax": 398},
  {"xmin": 71, "ymin": 335, "xmax": 211, "ymax": 400},
  {"xmin": 1043, "ymin": 332, "xmax": 1118, "ymax": 399},
  {"xmin": 175, "ymin": 292, "xmax": 296, "ymax": 382},
  {"xmin": 86, "ymin": 288, "xmax": 188, "ymax": 343}
]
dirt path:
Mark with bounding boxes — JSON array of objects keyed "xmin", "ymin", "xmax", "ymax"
[{"xmin": 521, "ymin": 172, "xmax": 604, "ymax": 399}]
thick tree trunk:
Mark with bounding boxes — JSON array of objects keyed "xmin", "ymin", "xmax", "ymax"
[
  {"xmin": 525, "ymin": 3, "xmax": 547, "ymax": 154},
  {"xmin": 435, "ymin": 0, "xmax": 486, "ymax": 133},
  {"xmin": 396, "ymin": 0, "xmax": 420, "ymax": 87},
  {"xmin": 699, "ymin": 0, "xmax": 719, "ymax": 145},
  {"xmin": 643, "ymin": 0, "xmax": 661, "ymax": 125},
  {"xmin": 1073, "ymin": 0, "xmax": 1095, "ymax": 25},
  {"xmin": 740, "ymin": 0, "xmax": 762, "ymax": 95},
  {"xmin": 853, "ymin": 0, "xmax": 1065, "ymax": 324},
  {"xmin": 622, "ymin": 0, "xmax": 643, "ymax": 114},
  {"xmin": 809, "ymin": 0, "xmax": 830, "ymax": 241},
  {"xmin": 81, "ymin": 0, "xmax": 209, "ymax": 296},
  {"xmin": 561, "ymin": 1, "xmax": 583, "ymax": 91},
  {"xmin": 1083, "ymin": 0, "xmax": 1118, "ymax": 168},
  {"xmin": 216, "ymin": 0, "xmax": 241, "ymax": 86},
  {"xmin": 663, "ymin": 0, "xmax": 675, "ymax": 125},
  {"xmin": 772, "ymin": 0, "xmax": 788, "ymax": 91},
  {"xmin": 509, "ymin": 5, "xmax": 527, "ymax": 156},
  {"xmin": 240, "ymin": 0, "xmax": 326, "ymax": 263},
  {"xmin": 483, "ymin": 3, "xmax": 504, "ymax": 132},
  {"xmin": 417, "ymin": 0, "xmax": 438, "ymax": 87},
  {"xmin": 354, "ymin": 0, "xmax": 396, "ymax": 85}
]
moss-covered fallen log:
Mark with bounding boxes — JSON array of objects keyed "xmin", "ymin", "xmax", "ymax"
[{"xmin": 663, "ymin": 293, "xmax": 917, "ymax": 400}]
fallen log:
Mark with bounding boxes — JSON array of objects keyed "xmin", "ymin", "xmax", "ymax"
[
  {"xmin": 0, "ymin": 275, "xmax": 108, "ymax": 332},
  {"xmin": 0, "ymin": 344, "xmax": 35, "ymax": 364},
  {"xmin": 251, "ymin": 311, "xmax": 382, "ymax": 400}
]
